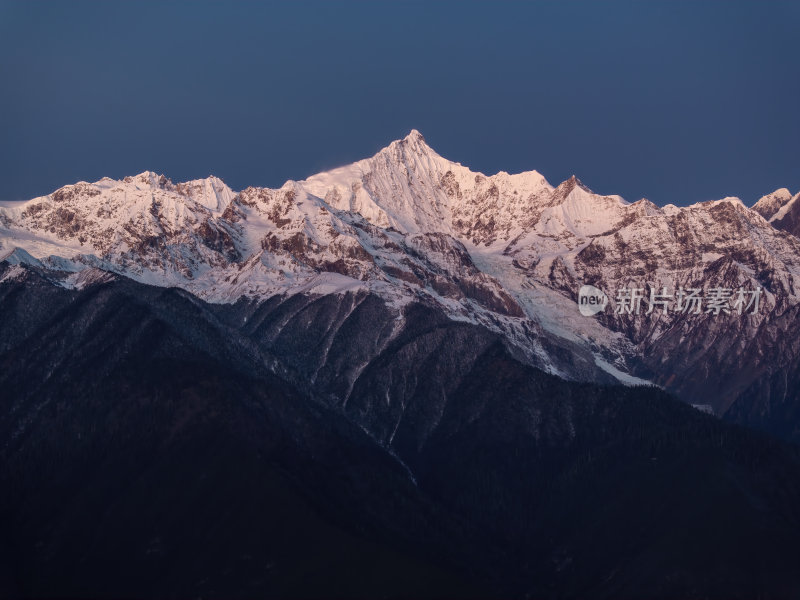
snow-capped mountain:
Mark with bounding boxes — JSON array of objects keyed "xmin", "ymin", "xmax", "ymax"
[{"xmin": 2, "ymin": 130, "xmax": 800, "ymax": 436}]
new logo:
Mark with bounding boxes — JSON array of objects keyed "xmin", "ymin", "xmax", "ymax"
[{"xmin": 578, "ymin": 284, "xmax": 608, "ymax": 316}]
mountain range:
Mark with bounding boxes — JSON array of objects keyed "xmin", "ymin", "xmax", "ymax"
[
  {"xmin": 2, "ymin": 130, "xmax": 800, "ymax": 439},
  {"xmin": 2, "ymin": 131, "xmax": 800, "ymax": 598}
]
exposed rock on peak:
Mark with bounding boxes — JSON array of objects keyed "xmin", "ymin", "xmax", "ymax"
[{"xmin": 557, "ymin": 174, "xmax": 592, "ymax": 194}]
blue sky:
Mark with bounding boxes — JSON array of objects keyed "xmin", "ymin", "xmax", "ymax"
[{"xmin": 1, "ymin": 1, "xmax": 798, "ymax": 205}]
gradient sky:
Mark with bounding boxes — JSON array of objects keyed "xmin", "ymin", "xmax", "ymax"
[{"xmin": 1, "ymin": 1, "xmax": 798, "ymax": 206}]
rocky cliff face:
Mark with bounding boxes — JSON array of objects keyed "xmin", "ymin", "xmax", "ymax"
[{"xmin": 2, "ymin": 130, "xmax": 799, "ymax": 440}]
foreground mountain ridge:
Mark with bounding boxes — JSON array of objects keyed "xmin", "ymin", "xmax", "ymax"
[
  {"xmin": 4, "ymin": 259, "xmax": 800, "ymax": 599},
  {"xmin": 2, "ymin": 130, "xmax": 800, "ymax": 436}
]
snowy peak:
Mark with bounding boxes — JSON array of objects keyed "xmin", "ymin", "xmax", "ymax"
[
  {"xmin": 174, "ymin": 176, "xmax": 235, "ymax": 212},
  {"xmin": 752, "ymin": 187, "xmax": 793, "ymax": 221},
  {"xmin": 384, "ymin": 129, "xmax": 440, "ymax": 161},
  {"xmin": 769, "ymin": 191, "xmax": 799, "ymax": 222},
  {"xmin": 400, "ymin": 128, "xmax": 431, "ymax": 149},
  {"xmin": 298, "ymin": 130, "xmax": 457, "ymax": 234},
  {"xmin": 300, "ymin": 131, "xmax": 560, "ymax": 244},
  {"xmin": 406, "ymin": 128, "xmax": 426, "ymax": 142},
  {"xmin": 552, "ymin": 176, "xmax": 598, "ymax": 208},
  {"xmin": 113, "ymin": 172, "xmax": 235, "ymax": 212},
  {"xmin": 553, "ymin": 175, "xmax": 593, "ymax": 198},
  {"xmin": 123, "ymin": 171, "xmax": 172, "ymax": 189},
  {"xmin": 0, "ymin": 247, "xmax": 43, "ymax": 268},
  {"xmin": 767, "ymin": 191, "xmax": 800, "ymax": 238},
  {"xmin": 0, "ymin": 171, "xmax": 244, "ymax": 281}
]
